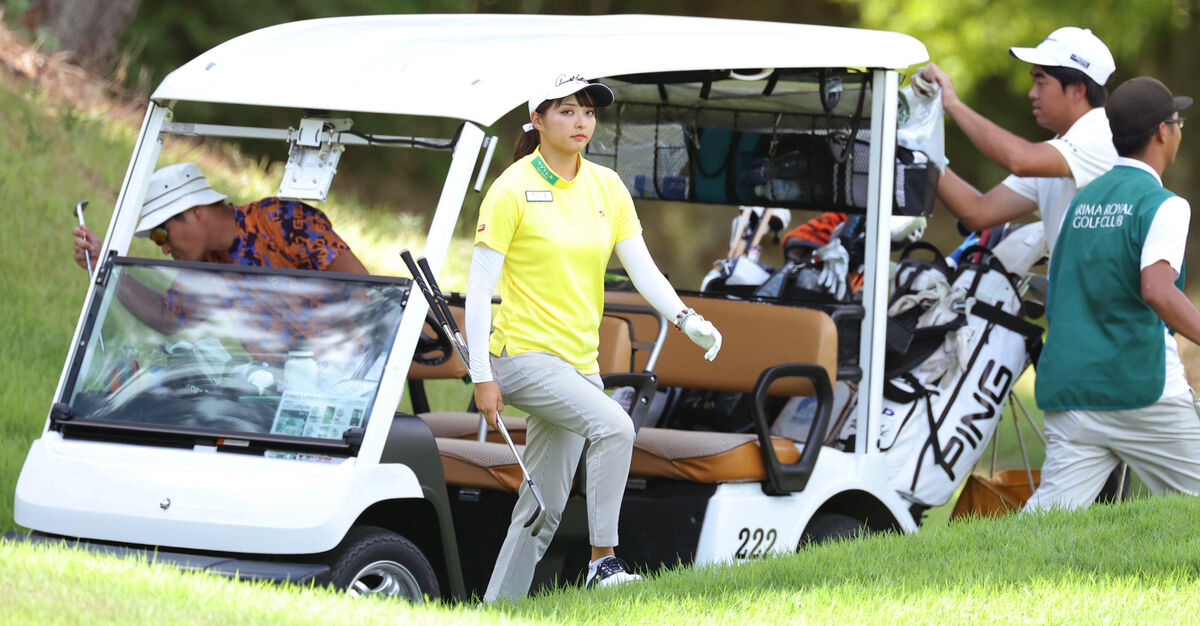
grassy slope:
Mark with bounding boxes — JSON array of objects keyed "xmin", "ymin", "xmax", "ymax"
[{"xmin": 4, "ymin": 495, "xmax": 1200, "ymax": 624}]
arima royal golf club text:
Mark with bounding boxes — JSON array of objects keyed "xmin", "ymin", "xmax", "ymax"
[{"xmin": 1071, "ymin": 202, "xmax": 1135, "ymax": 230}]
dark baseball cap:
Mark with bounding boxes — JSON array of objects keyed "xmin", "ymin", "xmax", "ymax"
[{"xmin": 1108, "ymin": 76, "xmax": 1192, "ymax": 138}]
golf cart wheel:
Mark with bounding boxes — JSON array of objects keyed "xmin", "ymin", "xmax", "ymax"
[
  {"xmin": 799, "ymin": 513, "xmax": 866, "ymax": 547},
  {"xmin": 326, "ymin": 526, "xmax": 440, "ymax": 601}
]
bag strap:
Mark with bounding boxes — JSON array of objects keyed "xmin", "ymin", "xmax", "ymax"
[
  {"xmin": 971, "ymin": 300, "xmax": 1045, "ymax": 363},
  {"xmin": 899, "ymin": 241, "xmax": 951, "ymax": 272}
]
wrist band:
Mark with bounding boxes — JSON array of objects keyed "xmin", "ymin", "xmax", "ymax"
[{"xmin": 674, "ymin": 307, "xmax": 699, "ymax": 330}]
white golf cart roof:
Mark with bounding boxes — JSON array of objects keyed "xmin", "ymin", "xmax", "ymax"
[{"xmin": 152, "ymin": 14, "xmax": 928, "ymax": 126}]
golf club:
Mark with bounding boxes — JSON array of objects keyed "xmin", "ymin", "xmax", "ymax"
[
  {"xmin": 400, "ymin": 249, "xmax": 548, "ymax": 536},
  {"xmin": 414, "ymin": 253, "xmax": 492, "ymax": 442},
  {"xmin": 74, "ymin": 199, "xmax": 105, "ymax": 357}
]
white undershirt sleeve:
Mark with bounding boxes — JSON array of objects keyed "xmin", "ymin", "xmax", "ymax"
[
  {"xmin": 614, "ymin": 235, "xmax": 687, "ymax": 322},
  {"xmin": 466, "ymin": 244, "xmax": 505, "ymax": 383},
  {"xmin": 1141, "ymin": 196, "xmax": 1190, "ymax": 275}
]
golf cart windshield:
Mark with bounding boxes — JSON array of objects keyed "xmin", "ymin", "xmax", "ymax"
[{"xmin": 57, "ymin": 257, "xmax": 408, "ymax": 454}]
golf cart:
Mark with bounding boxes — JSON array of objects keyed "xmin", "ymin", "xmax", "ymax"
[{"xmin": 14, "ymin": 15, "xmax": 953, "ymax": 601}]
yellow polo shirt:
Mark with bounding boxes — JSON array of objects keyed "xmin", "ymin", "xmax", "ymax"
[{"xmin": 475, "ymin": 148, "xmax": 642, "ymax": 374}]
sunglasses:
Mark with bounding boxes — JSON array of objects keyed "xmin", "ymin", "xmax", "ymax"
[
  {"xmin": 149, "ymin": 225, "xmax": 169, "ymax": 246},
  {"xmin": 1165, "ymin": 117, "xmax": 1186, "ymax": 130},
  {"xmin": 148, "ymin": 208, "xmax": 195, "ymax": 246}
]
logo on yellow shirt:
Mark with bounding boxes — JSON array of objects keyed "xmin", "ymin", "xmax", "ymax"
[{"xmin": 525, "ymin": 190, "xmax": 553, "ymax": 202}]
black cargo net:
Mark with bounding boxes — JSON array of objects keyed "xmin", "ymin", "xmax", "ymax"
[{"xmin": 586, "ymin": 77, "xmax": 875, "ymax": 211}]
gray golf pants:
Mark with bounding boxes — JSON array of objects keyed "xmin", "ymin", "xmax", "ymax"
[
  {"xmin": 1025, "ymin": 391, "xmax": 1200, "ymax": 513},
  {"xmin": 483, "ymin": 350, "xmax": 635, "ymax": 602}
]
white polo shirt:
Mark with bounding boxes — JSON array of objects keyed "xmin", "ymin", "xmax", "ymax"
[{"xmin": 1002, "ymin": 107, "xmax": 1116, "ymax": 253}]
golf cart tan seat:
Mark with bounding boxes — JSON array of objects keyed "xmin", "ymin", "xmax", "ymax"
[
  {"xmin": 602, "ymin": 292, "xmax": 838, "ymax": 395},
  {"xmin": 419, "ymin": 310, "xmax": 634, "ymax": 445},
  {"xmin": 427, "ymin": 310, "xmax": 636, "ymax": 490},
  {"xmin": 430, "ymin": 294, "xmax": 837, "ymax": 489},
  {"xmin": 436, "ymin": 437, "xmax": 526, "ymax": 492},
  {"xmin": 630, "ymin": 428, "xmax": 800, "ymax": 483},
  {"xmin": 607, "ymin": 291, "xmax": 837, "ymax": 484}
]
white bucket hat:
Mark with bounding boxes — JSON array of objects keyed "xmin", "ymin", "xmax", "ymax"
[
  {"xmin": 135, "ymin": 163, "xmax": 227, "ymax": 237},
  {"xmin": 1009, "ymin": 27, "xmax": 1115, "ymax": 86},
  {"xmin": 527, "ymin": 73, "xmax": 615, "ymax": 115}
]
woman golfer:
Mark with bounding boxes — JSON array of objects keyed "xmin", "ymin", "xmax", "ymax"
[{"xmin": 467, "ymin": 74, "xmax": 722, "ymax": 601}]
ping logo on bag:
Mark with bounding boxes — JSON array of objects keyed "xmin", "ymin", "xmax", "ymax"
[{"xmin": 930, "ymin": 359, "xmax": 1014, "ymax": 479}]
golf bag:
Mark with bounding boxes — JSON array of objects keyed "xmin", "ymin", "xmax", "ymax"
[{"xmin": 878, "ymin": 243, "xmax": 1043, "ymax": 508}]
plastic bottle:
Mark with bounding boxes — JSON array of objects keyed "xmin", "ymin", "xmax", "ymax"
[
  {"xmin": 755, "ymin": 179, "xmax": 803, "ymax": 202},
  {"xmin": 283, "ymin": 350, "xmax": 318, "ymax": 393}
]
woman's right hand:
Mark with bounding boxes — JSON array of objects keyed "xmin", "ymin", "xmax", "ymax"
[
  {"xmin": 73, "ymin": 225, "xmax": 101, "ymax": 270},
  {"xmin": 474, "ymin": 380, "xmax": 504, "ymax": 429}
]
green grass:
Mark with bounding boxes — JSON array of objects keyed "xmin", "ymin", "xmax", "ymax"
[{"xmin": 5, "ymin": 495, "xmax": 1200, "ymax": 623}]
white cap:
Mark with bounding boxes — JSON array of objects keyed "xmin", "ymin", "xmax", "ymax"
[
  {"xmin": 527, "ymin": 73, "xmax": 615, "ymax": 115},
  {"xmin": 1009, "ymin": 27, "xmax": 1115, "ymax": 86},
  {"xmin": 135, "ymin": 163, "xmax": 227, "ymax": 237}
]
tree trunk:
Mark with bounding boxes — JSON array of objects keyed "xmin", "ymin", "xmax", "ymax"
[{"xmin": 35, "ymin": 0, "xmax": 143, "ymax": 73}]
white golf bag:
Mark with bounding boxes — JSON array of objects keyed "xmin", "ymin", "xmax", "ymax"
[{"xmin": 878, "ymin": 244, "xmax": 1043, "ymax": 508}]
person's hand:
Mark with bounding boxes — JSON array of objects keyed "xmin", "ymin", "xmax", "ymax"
[
  {"xmin": 681, "ymin": 315, "xmax": 722, "ymax": 361},
  {"xmin": 474, "ymin": 380, "xmax": 504, "ymax": 429},
  {"xmin": 73, "ymin": 225, "xmax": 101, "ymax": 270},
  {"xmin": 918, "ymin": 62, "xmax": 959, "ymax": 110}
]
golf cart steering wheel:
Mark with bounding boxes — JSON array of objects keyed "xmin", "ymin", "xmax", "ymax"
[{"xmin": 414, "ymin": 312, "xmax": 454, "ymax": 366}]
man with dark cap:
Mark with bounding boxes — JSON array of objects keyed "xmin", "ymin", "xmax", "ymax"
[{"xmin": 1029, "ymin": 77, "xmax": 1200, "ymax": 511}]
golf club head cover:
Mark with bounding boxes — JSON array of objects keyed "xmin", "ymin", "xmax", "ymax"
[{"xmin": 680, "ymin": 313, "xmax": 722, "ymax": 361}]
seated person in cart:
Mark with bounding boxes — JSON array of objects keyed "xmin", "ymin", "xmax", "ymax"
[
  {"xmin": 73, "ymin": 162, "xmax": 368, "ymax": 275},
  {"xmin": 70, "ymin": 162, "xmax": 370, "ymax": 360}
]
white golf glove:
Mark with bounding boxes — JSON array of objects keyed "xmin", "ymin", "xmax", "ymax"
[
  {"xmin": 680, "ymin": 313, "xmax": 722, "ymax": 361},
  {"xmin": 814, "ymin": 239, "xmax": 850, "ymax": 301}
]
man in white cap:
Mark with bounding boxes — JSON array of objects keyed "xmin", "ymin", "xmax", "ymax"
[
  {"xmin": 73, "ymin": 162, "xmax": 367, "ymax": 273},
  {"xmin": 71, "ymin": 162, "xmax": 367, "ymax": 338},
  {"xmin": 920, "ymin": 27, "xmax": 1117, "ymax": 255}
]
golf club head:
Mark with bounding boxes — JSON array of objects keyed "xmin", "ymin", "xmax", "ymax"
[
  {"xmin": 492, "ymin": 414, "xmax": 548, "ymax": 536},
  {"xmin": 524, "ymin": 480, "xmax": 547, "ymax": 536},
  {"xmin": 74, "ymin": 199, "xmax": 89, "ymax": 227}
]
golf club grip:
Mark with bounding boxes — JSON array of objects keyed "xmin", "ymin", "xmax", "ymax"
[
  {"xmin": 400, "ymin": 249, "xmax": 448, "ymax": 327},
  {"xmin": 401, "ymin": 250, "xmax": 463, "ymax": 359},
  {"xmin": 400, "ymin": 250, "xmax": 436, "ymax": 305},
  {"xmin": 417, "ymin": 256, "xmax": 461, "ymax": 336}
]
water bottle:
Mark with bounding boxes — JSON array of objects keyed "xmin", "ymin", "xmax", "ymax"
[
  {"xmin": 283, "ymin": 349, "xmax": 318, "ymax": 393},
  {"xmin": 755, "ymin": 179, "xmax": 803, "ymax": 202}
]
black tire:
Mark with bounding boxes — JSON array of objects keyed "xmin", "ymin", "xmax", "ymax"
[
  {"xmin": 799, "ymin": 513, "xmax": 866, "ymax": 547},
  {"xmin": 325, "ymin": 525, "xmax": 440, "ymax": 602}
]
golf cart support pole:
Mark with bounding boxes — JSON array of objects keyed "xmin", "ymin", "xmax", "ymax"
[
  {"xmin": 400, "ymin": 249, "xmax": 548, "ymax": 537},
  {"xmin": 854, "ymin": 68, "xmax": 899, "ymax": 458}
]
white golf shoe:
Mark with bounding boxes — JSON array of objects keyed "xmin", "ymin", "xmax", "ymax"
[{"xmin": 585, "ymin": 556, "xmax": 642, "ymax": 589}]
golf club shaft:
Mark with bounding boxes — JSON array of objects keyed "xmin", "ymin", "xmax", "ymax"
[
  {"xmin": 417, "ymin": 256, "xmax": 469, "ymax": 356},
  {"xmin": 74, "ymin": 200, "xmax": 105, "ymax": 356},
  {"xmin": 400, "ymin": 251, "xmax": 469, "ymax": 366},
  {"xmin": 401, "ymin": 248, "xmax": 547, "ymax": 531},
  {"xmin": 412, "ymin": 256, "xmax": 487, "ymax": 440}
]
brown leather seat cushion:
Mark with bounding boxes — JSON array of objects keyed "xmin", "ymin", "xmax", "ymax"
[
  {"xmin": 436, "ymin": 438, "xmax": 525, "ymax": 492},
  {"xmin": 604, "ymin": 292, "xmax": 838, "ymax": 395},
  {"xmin": 437, "ymin": 424, "xmax": 800, "ymax": 490},
  {"xmin": 420, "ymin": 412, "xmax": 528, "ymax": 444},
  {"xmin": 630, "ymin": 427, "xmax": 800, "ymax": 483},
  {"xmin": 409, "ymin": 307, "xmax": 634, "ymax": 381}
]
